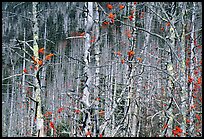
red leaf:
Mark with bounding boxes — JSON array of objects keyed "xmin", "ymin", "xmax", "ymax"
[
  {"xmin": 197, "ymin": 45, "xmax": 202, "ymax": 49},
  {"xmin": 96, "ymin": 97, "xmax": 100, "ymax": 101},
  {"xmin": 90, "ymin": 36, "xmax": 96, "ymax": 43},
  {"xmin": 194, "ymin": 70, "xmax": 199, "ymax": 75},
  {"xmin": 99, "ymin": 134, "xmax": 103, "ymax": 138},
  {"xmin": 30, "ymin": 65, "xmax": 33, "ymax": 69},
  {"xmin": 74, "ymin": 109, "xmax": 80, "ymax": 114},
  {"xmin": 79, "ymin": 32, "xmax": 85, "ymax": 36},
  {"xmin": 23, "ymin": 68, "xmax": 28, "ymax": 73},
  {"xmin": 186, "ymin": 119, "xmax": 190, "ymax": 123},
  {"xmin": 190, "ymin": 105, "xmax": 196, "ymax": 109},
  {"xmin": 172, "ymin": 126, "xmax": 183, "ymax": 136},
  {"xmin": 195, "ymin": 114, "xmax": 201, "ymax": 121},
  {"xmin": 134, "ymin": 2, "xmax": 137, "ymax": 5},
  {"xmin": 188, "ymin": 76, "xmax": 194, "ymax": 83},
  {"xmin": 57, "ymin": 107, "xmax": 64, "ymax": 113},
  {"xmin": 38, "ymin": 48, "xmax": 44, "ymax": 54},
  {"xmin": 50, "ymin": 121, "xmax": 54, "ymax": 129},
  {"xmin": 128, "ymin": 15, "xmax": 134, "ymax": 21},
  {"xmin": 86, "ymin": 130, "xmax": 91, "ymax": 137},
  {"xmin": 160, "ymin": 27, "xmax": 164, "ymax": 31},
  {"xmin": 107, "ymin": 4, "xmax": 113, "ymax": 10},
  {"xmin": 194, "ymin": 39, "xmax": 197, "ymax": 46},
  {"xmin": 175, "ymin": 126, "xmax": 183, "ymax": 133},
  {"xmin": 186, "ymin": 58, "xmax": 190, "ymax": 67}
]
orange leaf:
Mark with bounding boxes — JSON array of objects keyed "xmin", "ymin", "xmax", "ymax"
[
  {"xmin": 121, "ymin": 59, "xmax": 125, "ymax": 64},
  {"xmin": 107, "ymin": 4, "xmax": 113, "ymax": 10},
  {"xmin": 119, "ymin": 4, "xmax": 125, "ymax": 10},
  {"xmin": 108, "ymin": 13, "xmax": 115, "ymax": 20},
  {"xmin": 137, "ymin": 57, "xmax": 142, "ymax": 63},
  {"xmin": 23, "ymin": 68, "xmax": 28, "ymax": 73},
  {"xmin": 197, "ymin": 77, "xmax": 201, "ymax": 84},
  {"xmin": 162, "ymin": 123, "xmax": 168, "ymax": 130},
  {"xmin": 32, "ymin": 56, "xmax": 37, "ymax": 64},
  {"xmin": 128, "ymin": 50, "xmax": 135, "ymax": 57},
  {"xmin": 38, "ymin": 48, "xmax": 44, "ymax": 54},
  {"xmin": 125, "ymin": 29, "xmax": 132, "ymax": 38},
  {"xmin": 38, "ymin": 60, "xmax": 43, "ymax": 66},
  {"xmin": 116, "ymin": 51, "xmax": 122, "ymax": 56},
  {"xmin": 166, "ymin": 22, "xmax": 170, "ymax": 26},
  {"xmin": 103, "ymin": 21, "xmax": 109, "ymax": 26},
  {"xmin": 45, "ymin": 53, "xmax": 54, "ymax": 60}
]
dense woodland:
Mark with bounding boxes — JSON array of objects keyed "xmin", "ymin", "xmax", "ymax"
[{"xmin": 2, "ymin": 2, "xmax": 202, "ymax": 137}]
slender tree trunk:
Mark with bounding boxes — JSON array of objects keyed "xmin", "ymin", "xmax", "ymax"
[
  {"xmin": 180, "ymin": 2, "xmax": 187, "ymax": 137},
  {"xmin": 93, "ymin": 2, "xmax": 100, "ymax": 137},
  {"xmin": 81, "ymin": 2, "xmax": 94, "ymax": 136},
  {"xmin": 188, "ymin": 2, "xmax": 196, "ymax": 136},
  {"xmin": 32, "ymin": 2, "xmax": 44, "ymax": 137},
  {"xmin": 8, "ymin": 61, "xmax": 15, "ymax": 137},
  {"xmin": 21, "ymin": 27, "xmax": 26, "ymax": 136}
]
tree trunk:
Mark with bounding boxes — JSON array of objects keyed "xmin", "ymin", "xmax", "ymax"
[{"xmin": 32, "ymin": 2, "xmax": 45, "ymax": 137}]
